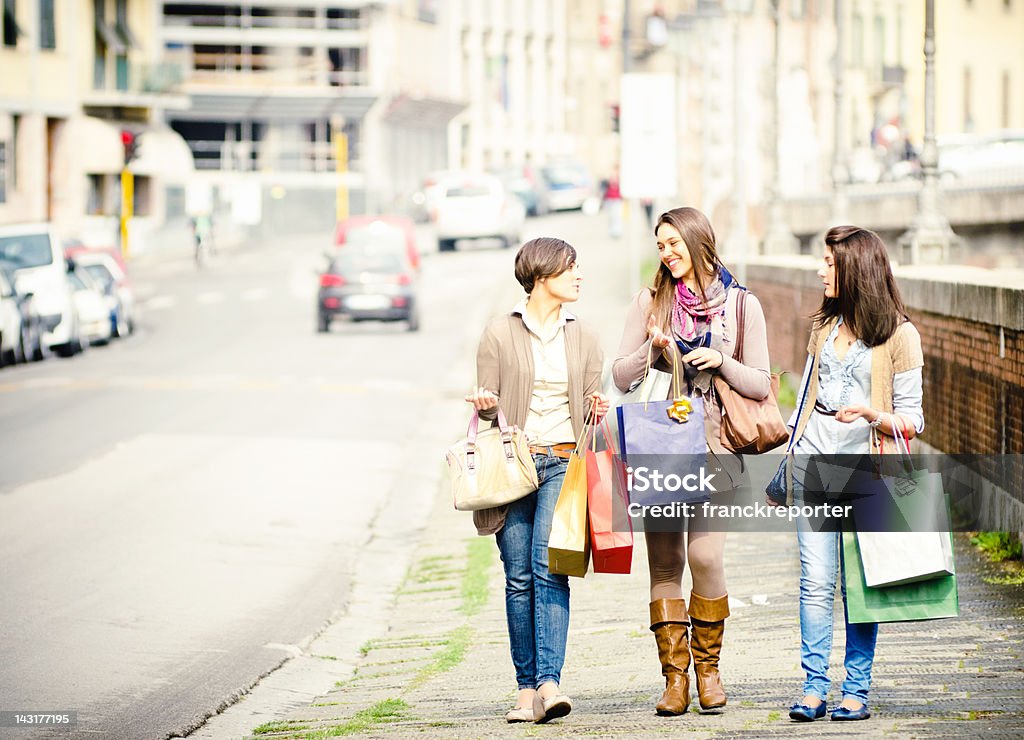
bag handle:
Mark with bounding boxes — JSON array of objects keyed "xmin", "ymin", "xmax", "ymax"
[
  {"xmin": 466, "ymin": 407, "xmax": 513, "ymax": 445},
  {"xmin": 731, "ymin": 288, "xmax": 747, "ymax": 362}
]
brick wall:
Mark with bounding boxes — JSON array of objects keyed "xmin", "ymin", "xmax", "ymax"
[{"xmin": 746, "ymin": 260, "xmax": 1023, "ymax": 530}]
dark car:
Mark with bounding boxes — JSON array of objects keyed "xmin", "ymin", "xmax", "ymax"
[{"xmin": 317, "ymin": 242, "xmax": 419, "ymax": 333}]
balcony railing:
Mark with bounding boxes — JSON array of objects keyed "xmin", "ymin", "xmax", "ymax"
[
  {"xmin": 187, "ymin": 139, "xmax": 362, "ymax": 173},
  {"xmin": 166, "ymin": 50, "xmax": 368, "ymax": 88}
]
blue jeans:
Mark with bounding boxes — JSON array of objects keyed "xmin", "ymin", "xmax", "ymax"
[
  {"xmin": 797, "ymin": 524, "xmax": 879, "ymax": 704},
  {"xmin": 495, "ymin": 454, "xmax": 571, "ymax": 689}
]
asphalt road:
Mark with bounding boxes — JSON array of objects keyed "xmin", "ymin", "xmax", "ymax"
[{"xmin": 0, "ymin": 217, "xmax": 575, "ymax": 739}]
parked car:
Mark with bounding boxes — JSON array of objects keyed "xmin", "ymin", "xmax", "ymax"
[
  {"xmin": 492, "ymin": 165, "xmax": 550, "ymax": 217},
  {"xmin": 67, "ymin": 264, "xmax": 113, "ymax": 346},
  {"xmin": 317, "ymin": 241, "xmax": 419, "ymax": 333},
  {"xmin": 540, "ymin": 160, "xmax": 596, "ymax": 211},
  {"xmin": 0, "ymin": 264, "xmax": 42, "ymax": 365},
  {"xmin": 72, "ymin": 251, "xmax": 136, "ymax": 338},
  {"xmin": 0, "ymin": 223, "xmax": 81, "ymax": 355},
  {"xmin": 433, "ymin": 173, "xmax": 525, "ymax": 252},
  {"xmin": 335, "ymin": 215, "xmax": 420, "ymax": 271}
]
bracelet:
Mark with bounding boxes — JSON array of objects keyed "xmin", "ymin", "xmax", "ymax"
[{"xmin": 869, "ymin": 413, "xmax": 885, "ymax": 429}]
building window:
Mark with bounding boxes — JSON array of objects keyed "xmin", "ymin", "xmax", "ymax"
[
  {"xmin": 1003, "ymin": 71, "xmax": 1011, "ymax": 128},
  {"xmin": 963, "ymin": 66, "xmax": 973, "ymax": 130},
  {"xmin": 0, "ymin": 141, "xmax": 7, "ymax": 203},
  {"xmin": 3, "ymin": 0, "xmax": 20, "ymax": 47},
  {"xmin": 873, "ymin": 16, "xmax": 885, "ymax": 75},
  {"xmin": 852, "ymin": 12, "xmax": 864, "ymax": 68},
  {"xmin": 38, "ymin": 0, "xmax": 54, "ymax": 49}
]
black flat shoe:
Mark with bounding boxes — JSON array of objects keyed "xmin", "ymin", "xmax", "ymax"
[
  {"xmin": 788, "ymin": 701, "xmax": 827, "ymax": 721},
  {"xmin": 831, "ymin": 704, "xmax": 871, "ymax": 721}
]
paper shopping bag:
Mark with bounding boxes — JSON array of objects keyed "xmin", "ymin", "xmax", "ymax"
[
  {"xmin": 842, "ymin": 530, "xmax": 959, "ymax": 624},
  {"xmin": 547, "ymin": 453, "xmax": 590, "ymax": 578},
  {"xmin": 586, "ymin": 421, "xmax": 632, "ymax": 574}
]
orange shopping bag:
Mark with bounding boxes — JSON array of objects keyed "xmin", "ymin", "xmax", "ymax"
[
  {"xmin": 586, "ymin": 418, "xmax": 633, "ymax": 574},
  {"xmin": 547, "ymin": 438, "xmax": 591, "ymax": 578}
]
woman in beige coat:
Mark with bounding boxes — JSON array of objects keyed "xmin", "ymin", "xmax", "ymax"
[
  {"xmin": 467, "ymin": 237, "xmax": 609, "ymax": 724},
  {"xmin": 613, "ymin": 207, "xmax": 772, "ymax": 715}
]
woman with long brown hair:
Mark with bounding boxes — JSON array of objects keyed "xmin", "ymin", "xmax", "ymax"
[
  {"xmin": 613, "ymin": 207, "xmax": 772, "ymax": 715},
  {"xmin": 780, "ymin": 226, "xmax": 924, "ymax": 722}
]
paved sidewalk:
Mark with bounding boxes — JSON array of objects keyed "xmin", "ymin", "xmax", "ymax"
[{"xmin": 226, "ymin": 211, "xmax": 1024, "ymax": 739}]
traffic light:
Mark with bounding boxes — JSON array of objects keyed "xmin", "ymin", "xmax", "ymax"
[
  {"xmin": 121, "ymin": 130, "xmax": 138, "ymax": 167},
  {"xmin": 610, "ymin": 103, "xmax": 620, "ymax": 133}
]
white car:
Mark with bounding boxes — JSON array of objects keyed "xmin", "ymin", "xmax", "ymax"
[
  {"xmin": 433, "ymin": 173, "xmax": 525, "ymax": 252},
  {"xmin": 74, "ymin": 251, "xmax": 135, "ymax": 338},
  {"xmin": 68, "ymin": 266, "xmax": 112, "ymax": 346},
  {"xmin": 0, "ymin": 222, "xmax": 81, "ymax": 355}
]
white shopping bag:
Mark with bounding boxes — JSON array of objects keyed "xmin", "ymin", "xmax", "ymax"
[{"xmin": 856, "ymin": 530, "xmax": 955, "ymax": 588}]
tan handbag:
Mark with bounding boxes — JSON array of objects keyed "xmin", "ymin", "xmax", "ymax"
[
  {"xmin": 713, "ymin": 290, "xmax": 789, "ymax": 454},
  {"xmin": 446, "ymin": 409, "xmax": 539, "ymax": 511}
]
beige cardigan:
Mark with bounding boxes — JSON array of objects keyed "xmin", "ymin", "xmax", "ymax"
[
  {"xmin": 791, "ymin": 318, "xmax": 924, "ymax": 455},
  {"xmin": 472, "ymin": 311, "xmax": 604, "ymax": 535}
]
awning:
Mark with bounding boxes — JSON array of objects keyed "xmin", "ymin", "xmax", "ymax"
[
  {"xmin": 382, "ymin": 94, "xmax": 466, "ymax": 128},
  {"xmin": 132, "ymin": 126, "xmax": 195, "ymax": 181},
  {"xmin": 69, "ymin": 116, "xmax": 124, "ymax": 175}
]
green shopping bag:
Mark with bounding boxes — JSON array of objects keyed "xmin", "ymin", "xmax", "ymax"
[{"xmin": 842, "ymin": 530, "xmax": 959, "ymax": 624}]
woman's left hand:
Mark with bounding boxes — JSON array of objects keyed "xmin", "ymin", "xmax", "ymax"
[
  {"xmin": 835, "ymin": 404, "xmax": 872, "ymax": 424},
  {"xmin": 589, "ymin": 392, "xmax": 611, "ymax": 421},
  {"xmin": 682, "ymin": 347, "xmax": 724, "ymax": 371}
]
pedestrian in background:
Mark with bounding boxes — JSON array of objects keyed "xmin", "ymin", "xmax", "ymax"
[
  {"xmin": 466, "ymin": 237, "xmax": 609, "ymax": 724},
  {"xmin": 612, "ymin": 207, "xmax": 772, "ymax": 715},
  {"xmin": 778, "ymin": 225, "xmax": 924, "ymax": 723},
  {"xmin": 600, "ymin": 168, "xmax": 624, "ymax": 239}
]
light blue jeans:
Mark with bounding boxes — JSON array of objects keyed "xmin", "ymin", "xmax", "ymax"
[
  {"xmin": 797, "ymin": 523, "xmax": 879, "ymax": 704},
  {"xmin": 495, "ymin": 454, "xmax": 571, "ymax": 689}
]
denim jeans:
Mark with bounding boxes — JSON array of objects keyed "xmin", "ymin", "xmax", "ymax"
[
  {"xmin": 797, "ymin": 523, "xmax": 879, "ymax": 704},
  {"xmin": 495, "ymin": 453, "xmax": 571, "ymax": 689}
]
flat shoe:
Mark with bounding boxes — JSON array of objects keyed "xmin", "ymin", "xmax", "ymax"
[
  {"xmin": 831, "ymin": 704, "xmax": 871, "ymax": 721},
  {"xmin": 533, "ymin": 692, "xmax": 572, "ymax": 724},
  {"xmin": 505, "ymin": 706, "xmax": 535, "ymax": 723},
  {"xmin": 788, "ymin": 701, "xmax": 827, "ymax": 721}
]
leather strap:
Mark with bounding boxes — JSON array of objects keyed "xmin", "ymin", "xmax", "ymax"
[{"xmin": 731, "ymin": 288, "xmax": 747, "ymax": 362}]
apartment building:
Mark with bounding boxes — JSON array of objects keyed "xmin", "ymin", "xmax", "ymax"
[{"xmin": 1, "ymin": 0, "xmax": 192, "ymax": 248}]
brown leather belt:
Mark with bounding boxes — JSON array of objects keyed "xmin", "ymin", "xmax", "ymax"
[{"xmin": 529, "ymin": 443, "xmax": 575, "ymax": 460}]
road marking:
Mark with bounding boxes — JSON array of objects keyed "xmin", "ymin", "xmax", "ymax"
[
  {"xmin": 197, "ymin": 291, "xmax": 225, "ymax": 305},
  {"xmin": 146, "ymin": 295, "xmax": 177, "ymax": 311},
  {"xmin": 240, "ymin": 288, "xmax": 270, "ymax": 302}
]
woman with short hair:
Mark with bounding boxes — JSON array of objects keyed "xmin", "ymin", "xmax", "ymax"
[{"xmin": 467, "ymin": 237, "xmax": 609, "ymax": 724}]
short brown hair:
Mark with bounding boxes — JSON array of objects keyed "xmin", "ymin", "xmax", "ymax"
[{"xmin": 514, "ymin": 237, "xmax": 577, "ymax": 294}]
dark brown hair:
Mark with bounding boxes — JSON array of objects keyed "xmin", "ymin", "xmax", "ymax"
[
  {"xmin": 813, "ymin": 225, "xmax": 908, "ymax": 347},
  {"xmin": 514, "ymin": 237, "xmax": 577, "ymax": 294},
  {"xmin": 649, "ymin": 207, "xmax": 721, "ymax": 329}
]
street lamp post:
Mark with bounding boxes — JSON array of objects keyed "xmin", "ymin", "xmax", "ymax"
[
  {"xmin": 724, "ymin": 0, "xmax": 753, "ymax": 283},
  {"xmin": 898, "ymin": 0, "xmax": 959, "ymax": 264},
  {"xmin": 761, "ymin": 0, "xmax": 798, "ymax": 255}
]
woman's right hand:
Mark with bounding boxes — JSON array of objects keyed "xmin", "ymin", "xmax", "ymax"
[
  {"xmin": 464, "ymin": 386, "xmax": 499, "ymax": 411},
  {"xmin": 646, "ymin": 315, "xmax": 671, "ymax": 349}
]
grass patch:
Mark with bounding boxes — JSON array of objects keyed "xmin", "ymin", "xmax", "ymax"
[
  {"xmin": 311, "ymin": 654, "xmax": 338, "ymax": 661},
  {"xmin": 358, "ymin": 640, "xmax": 375, "ymax": 657},
  {"xmin": 775, "ymin": 369, "xmax": 798, "ymax": 416},
  {"xmin": 251, "ymin": 719, "xmax": 311, "ymax": 735},
  {"xmin": 983, "ymin": 571, "xmax": 1024, "ymax": 586},
  {"xmin": 766, "ymin": 710, "xmax": 782, "ymax": 722},
  {"xmin": 971, "ymin": 532, "xmax": 1022, "ymax": 562},
  {"xmin": 307, "ymin": 698, "xmax": 410, "ymax": 737},
  {"xmin": 460, "ymin": 537, "xmax": 494, "ymax": 617},
  {"xmin": 410, "ymin": 624, "xmax": 472, "ymax": 688}
]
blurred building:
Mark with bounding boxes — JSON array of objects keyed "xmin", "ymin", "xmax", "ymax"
[
  {"xmin": 0, "ymin": 0, "xmax": 192, "ymax": 245},
  {"xmin": 448, "ymin": 0, "xmax": 569, "ymax": 172},
  {"xmin": 159, "ymin": 0, "xmax": 465, "ymax": 232}
]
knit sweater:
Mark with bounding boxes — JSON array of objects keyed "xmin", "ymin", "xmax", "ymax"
[{"xmin": 471, "ymin": 310, "xmax": 604, "ymax": 535}]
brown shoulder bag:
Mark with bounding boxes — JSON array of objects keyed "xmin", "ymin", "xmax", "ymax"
[{"xmin": 713, "ymin": 290, "xmax": 789, "ymax": 454}]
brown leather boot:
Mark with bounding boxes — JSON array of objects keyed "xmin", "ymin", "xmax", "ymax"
[
  {"xmin": 649, "ymin": 598, "xmax": 691, "ymax": 715},
  {"xmin": 688, "ymin": 592, "xmax": 730, "ymax": 710}
]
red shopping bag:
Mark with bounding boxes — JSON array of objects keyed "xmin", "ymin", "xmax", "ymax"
[{"xmin": 586, "ymin": 418, "xmax": 633, "ymax": 574}]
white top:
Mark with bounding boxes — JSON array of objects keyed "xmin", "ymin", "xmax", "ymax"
[{"xmin": 513, "ymin": 300, "xmax": 576, "ymax": 446}]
